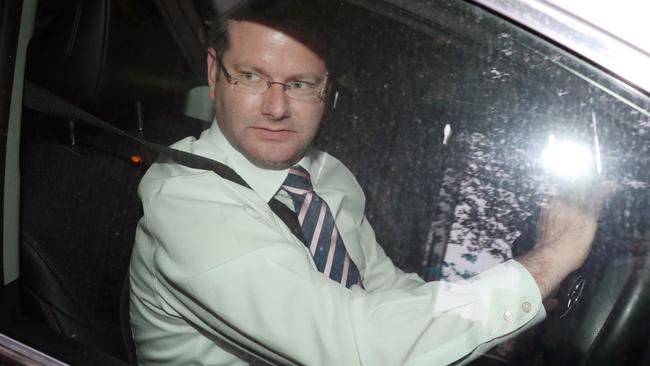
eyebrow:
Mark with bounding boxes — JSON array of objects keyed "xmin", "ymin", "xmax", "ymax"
[{"xmin": 231, "ymin": 62, "xmax": 270, "ymax": 77}]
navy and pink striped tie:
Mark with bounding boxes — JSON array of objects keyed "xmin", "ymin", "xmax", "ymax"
[{"xmin": 282, "ymin": 166, "xmax": 362, "ymax": 288}]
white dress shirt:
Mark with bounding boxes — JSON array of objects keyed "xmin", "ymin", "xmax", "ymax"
[{"xmin": 129, "ymin": 121, "xmax": 546, "ymax": 366}]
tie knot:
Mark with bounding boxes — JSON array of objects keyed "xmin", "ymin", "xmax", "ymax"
[{"xmin": 282, "ymin": 166, "xmax": 313, "ymax": 195}]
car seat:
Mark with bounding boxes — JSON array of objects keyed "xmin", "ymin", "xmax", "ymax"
[{"xmin": 21, "ymin": 0, "xmax": 206, "ymax": 363}]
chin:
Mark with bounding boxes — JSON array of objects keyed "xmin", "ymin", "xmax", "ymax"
[
  {"xmin": 248, "ymin": 152, "xmax": 297, "ymax": 170},
  {"xmin": 252, "ymin": 147, "xmax": 305, "ymax": 170}
]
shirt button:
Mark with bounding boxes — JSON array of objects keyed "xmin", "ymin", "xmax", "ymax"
[
  {"xmin": 503, "ymin": 311, "xmax": 513, "ymax": 322},
  {"xmin": 522, "ymin": 301, "xmax": 532, "ymax": 313}
]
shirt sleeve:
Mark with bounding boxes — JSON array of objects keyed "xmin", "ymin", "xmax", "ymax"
[{"xmin": 139, "ymin": 172, "xmax": 545, "ymax": 366}]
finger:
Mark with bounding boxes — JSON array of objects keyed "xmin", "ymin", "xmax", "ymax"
[
  {"xmin": 556, "ymin": 178, "xmax": 619, "ymax": 213},
  {"xmin": 584, "ymin": 179, "xmax": 620, "ymax": 214}
]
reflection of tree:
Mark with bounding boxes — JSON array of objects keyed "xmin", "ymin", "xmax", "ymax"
[
  {"xmin": 423, "ymin": 113, "xmax": 650, "ymax": 281},
  {"xmin": 425, "ymin": 128, "xmax": 554, "ymax": 281}
]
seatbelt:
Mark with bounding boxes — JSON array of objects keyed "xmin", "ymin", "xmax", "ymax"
[{"xmin": 22, "ymin": 81, "xmax": 306, "ymax": 246}]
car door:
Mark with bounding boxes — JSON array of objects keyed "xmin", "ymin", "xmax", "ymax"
[{"xmin": 3, "ymin": 0, "xmax": 650, "ymax": 365}]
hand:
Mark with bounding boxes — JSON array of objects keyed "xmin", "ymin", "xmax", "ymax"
[{"xmin": 517, "ymin": 179, "xmax": 619, "ymax": 299}]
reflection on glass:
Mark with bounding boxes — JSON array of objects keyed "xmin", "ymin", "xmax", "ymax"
[
  {"xmin": 443, "ymin": 123, "xmax": 452, "ymax": 145},
  {"xmin": 541, "ymin": 134, "xmax": 593, "ymax": 180}
]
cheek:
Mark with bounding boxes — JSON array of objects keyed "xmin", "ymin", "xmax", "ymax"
[
  {"xmin": 215, "ymin": 87, "xmax": 251, "ymax": 123},
  {"xmin": 298, "ymin": 104, "xmax": 325, "ymax": 131},
  {"xmin": 292, "ymin": 102, "xmax": 325, "ymax": 122}
]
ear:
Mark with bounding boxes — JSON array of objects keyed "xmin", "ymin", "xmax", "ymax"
[{"xmin": 207, "ymin": 48, "xmax": 218, "ymax": 101}]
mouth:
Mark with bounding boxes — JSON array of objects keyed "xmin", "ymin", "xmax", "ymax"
[{"xmin": 250, "ymin": 126, "xmax": 295, "ymax": 141}]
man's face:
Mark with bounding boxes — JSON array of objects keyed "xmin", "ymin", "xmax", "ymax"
[{"xmin": 207, "ymin": 21, "xmax": 327, "ymax": 169}]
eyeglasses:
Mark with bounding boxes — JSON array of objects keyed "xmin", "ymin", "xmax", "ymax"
[{"xmin": 215, "ymin": 56, "xmax": 328, "ymax": 102}]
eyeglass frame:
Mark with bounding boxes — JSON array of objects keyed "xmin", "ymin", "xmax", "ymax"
[{"xmin": 214, "ymin": 56, "xmax": 329, "ymax": 102}]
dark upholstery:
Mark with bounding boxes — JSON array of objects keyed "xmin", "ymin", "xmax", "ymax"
[
  {"xmin": 21, "ymin": 0, "xmax": 205, "ymax": 363},
  {"xmin": 20, "ymin": 123, "xmax": 145, "ymax": 361},
  {"xmin": 120, "ymin": 272, "xmax": 138, "ymax": 366},
  {"xmin": 20, "ymin": 111, "xmax": 206, "ymax": 363}
]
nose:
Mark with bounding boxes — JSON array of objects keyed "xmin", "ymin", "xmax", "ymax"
[{"xmin": 261, "ymin": 83, "xmax": 291, "ymax": 120}]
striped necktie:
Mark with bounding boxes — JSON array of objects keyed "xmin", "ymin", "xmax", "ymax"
[{"xmin": 282, "ymin": 166, "xmax": 362, "ymax": 288}]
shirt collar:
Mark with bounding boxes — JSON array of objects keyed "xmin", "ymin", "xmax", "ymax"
[{"xmin": 200, "ymin": 120, "xmax": 314, "ymax": 202}]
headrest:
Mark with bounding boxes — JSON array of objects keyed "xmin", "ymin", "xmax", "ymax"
[{"xmin": 212, "ymin": 0, "xmax": 248, "ymax": 17}]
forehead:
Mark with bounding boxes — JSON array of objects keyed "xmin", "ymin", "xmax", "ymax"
[{"xmin": 224, "ymin": 20, "xmax": 326, "ymax": 75}]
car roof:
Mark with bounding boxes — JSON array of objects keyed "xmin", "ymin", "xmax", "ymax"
[
  {"xmin": 544, "ymin": 0, "xmax": 650, "ymax": 54},
  {"xmin": 471, "ymin": 0, "xmax": 650, "ymax": 94}
]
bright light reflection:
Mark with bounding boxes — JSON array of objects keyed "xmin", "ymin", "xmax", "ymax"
[{"xmin": 541, "ymin": 134, "xmax": 594, "ymax": 179}]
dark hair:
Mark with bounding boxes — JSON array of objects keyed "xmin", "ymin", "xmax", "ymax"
[{"xmin": 208, "ymin": 0, "xmax": 335, "ymax": 63}]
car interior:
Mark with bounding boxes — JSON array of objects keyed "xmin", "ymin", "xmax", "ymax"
[{"xmin": 2, "ymin": 0, "xmax": 650, "ymax": 365}]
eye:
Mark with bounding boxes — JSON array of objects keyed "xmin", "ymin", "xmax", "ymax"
[
  {"xmin": 288, "ymin": 80, "xmax": 316, "ymax": 90},
  {"xmin": 238, "ymin": 72, "xmax": 263, "ymax": 82}
]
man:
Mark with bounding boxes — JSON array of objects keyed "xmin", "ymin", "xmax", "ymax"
[{"xmin": 129, "ymin": 1, "xmax": 613, "ymax": 365}]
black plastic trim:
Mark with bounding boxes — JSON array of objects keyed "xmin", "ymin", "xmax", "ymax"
[{"xmin": 0, "ymin": 0, "xmax": 23, "ymax": 288}]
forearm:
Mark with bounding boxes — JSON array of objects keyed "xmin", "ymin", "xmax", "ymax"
[
  {"xmin": 515, "ymin": 186, "xmax": 613, "ymax": 299},
  {"xmin": 516, "ymin": 245, "xmax": 568, "ymax": 299}
]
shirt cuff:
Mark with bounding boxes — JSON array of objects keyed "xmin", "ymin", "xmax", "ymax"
[{"xmin": 467, "ymin": 259, "xmax": 546, "ymax": 339}]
